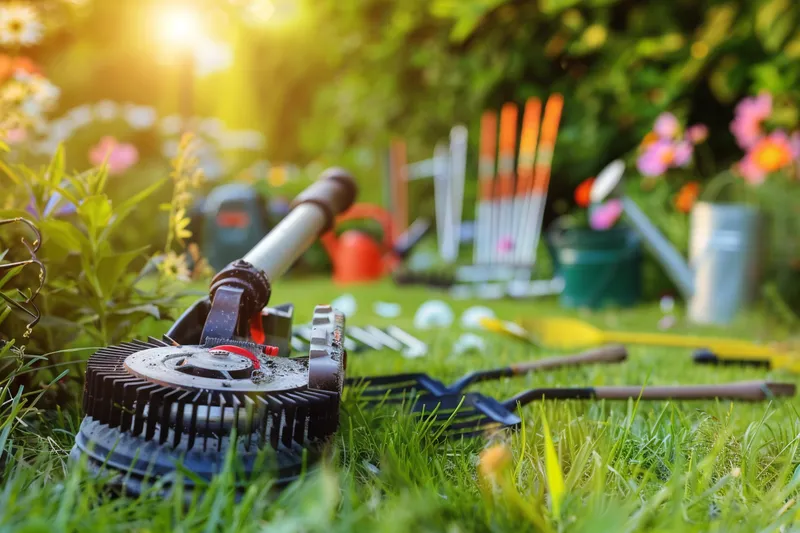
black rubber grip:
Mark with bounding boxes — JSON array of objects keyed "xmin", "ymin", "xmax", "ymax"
[
  {"xmin": 693, "ymin": 349, "xmax": 771, "ymax": 368},
  {"xmin": 290, "ymin": 167, "xmax": 358, "ymax": 233}
]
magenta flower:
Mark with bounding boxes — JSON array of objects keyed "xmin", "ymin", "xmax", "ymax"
[
  {"xmin": 637, "ymin": 140, "xmax": 676, "ymax": 177},
  {"xmin": 730, "ymin": 93, "xmax": 772, "ymax": 149},
  {"xmin": 673, "ymin": 141, "xmax": 693, "ymax": 167},
  {"xmin": 686, "ymin": 124, "xmax": 708, "ymax": 144},
  {"xmin": 653, "ymin": 112, "xmax": 680, "ymax": 139},
  {"xmin": 790, "ymin": 131, "xmax": 800, "ymax": 160},
  {"xmin": 590, "ymin": 199, "xmax": 623, "ymax": 230},
  {"xmin": 737, "ymin": 153, "xmax": 766, "ymax": 185},
  {"xmin": 89, "ymin": 136, "xmax": 139, "ymax": 175},
  {"xmin": 497, "ymin": 236, "xmax": 514, "ymax": 253}
]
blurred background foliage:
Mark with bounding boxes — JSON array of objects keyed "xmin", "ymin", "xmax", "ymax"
[
  {"xmin": 3, "ymin": 0, "xmax": 800, "ymax": 310},
  {"xmin": 38, "ymin": 0, "xmax": 800, "ymax": 188}
]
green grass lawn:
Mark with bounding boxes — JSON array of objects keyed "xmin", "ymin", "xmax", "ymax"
[{"xmin": 2, "ymin": 278, "xmax": 800, "ymax": 532}]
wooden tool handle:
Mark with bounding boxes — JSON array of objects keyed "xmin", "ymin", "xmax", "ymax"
[
  {"xmin": 510, "ymin": 345, "xmax": 627, "ymax": 373},
  {"xmin": 594, "ymin": 381, "xmax": 795, "ymax": 401},
  {"xmin": 515, "ymin": 98, "xmax": 541, "ymax": 197},
  {"xmin": 532, "ymin": 94, "xmax": 564, "ymax": 193}
]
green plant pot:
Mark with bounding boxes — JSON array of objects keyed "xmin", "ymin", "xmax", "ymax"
[{"xmin": 547, "ymin": 225, "xmax": 642, "ymax": 310}]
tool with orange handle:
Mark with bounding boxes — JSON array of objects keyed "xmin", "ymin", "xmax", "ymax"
[
  {"xmin": 512, "ymin": 98, "xmax": 542, "ymax": 266},
  {"xmin": 474, "ymin": 111, "xmax": 498, "ymax": 265},
  {"xmin": 494, "ymin": 103, "xmax": 518, "ymax": 264},
  {"xmin": 517, "ymin": 94, "xmax": 563, "ymax": 265}
]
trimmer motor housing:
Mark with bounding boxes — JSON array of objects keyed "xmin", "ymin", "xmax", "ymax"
[
  {"xmin": 71, "ymin": 167, "xmax": 358, "ymax": 497},
  {"xmin": 71, "ymin": 305, "xmax": 346, "ymax": 496}
]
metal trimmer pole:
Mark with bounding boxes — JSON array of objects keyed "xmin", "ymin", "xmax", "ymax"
[{"xmin": 202, "ymin": 168, "xmax": 358, "ymax": 341}]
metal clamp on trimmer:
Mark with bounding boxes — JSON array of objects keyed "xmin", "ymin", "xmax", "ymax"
[{"xmin": 71, "ymin": 168, "xmax": 358, "ymax": 498}]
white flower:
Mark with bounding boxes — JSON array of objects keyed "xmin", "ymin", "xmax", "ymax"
[
  {"xmin": 94, "ymin": 100, "xmax": 119, "ymax": 121},
  {"xmin": 0, "ymin": 3, "xmax": 44, "ymax": 47},
  {"xmin": 414, "ymin": 300, "xmax": 454, "ymax": 329},
  {"xmin": 161, "ymin": 139, "xmax": 180, "ymax": 159},
  {"xmin": 124, "ymin": 105, "xmax": 157, "ymax": 130},
  {"xmin": 67, "ymin": 105, "xmax": 93, "ymax": 127},
  {"xmin": 27, "ymin": 75, "xmax": 60, "ymax": 111},
  {"xmin": 48, "ymin": 118, "xmax": 74, "ymax": 142},
  {"xmin": 199, "ymin": 153, "xmax": 224, "ymax": 180},
  {"xmin": 199, "ymin": 117, "xmax": 224, "ymax": 137},
  {"xmin": 159, "ymin": 115, "xmax": 183, "ymax": 136}
]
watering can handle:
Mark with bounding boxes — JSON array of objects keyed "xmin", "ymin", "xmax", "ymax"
[
  {"xmin": 330, "ymin": 203, "xmax": 395, "ymax": 252},
  {"xmin": 242, "ymin": 168, "xmax": 358, "ymax": 280}
]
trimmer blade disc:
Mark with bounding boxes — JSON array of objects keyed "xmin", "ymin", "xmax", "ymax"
[{"xmin": 72, "ymin": 306, "xmax": 346, "ymax": 498}]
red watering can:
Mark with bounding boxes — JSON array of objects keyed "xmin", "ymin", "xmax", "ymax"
[{"xmin": 320, "ymin": 203, "xmax": 399, "ymax": 284}]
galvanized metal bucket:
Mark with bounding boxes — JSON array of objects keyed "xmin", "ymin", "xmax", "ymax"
[{"xmin": 688, "ymin": 202, "xmax": 761, "ymax": 325}]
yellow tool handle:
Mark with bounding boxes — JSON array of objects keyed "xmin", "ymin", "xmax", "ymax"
[{"xmin": 604, "ymin": 331, "xmax": 779, "ymax": 358}]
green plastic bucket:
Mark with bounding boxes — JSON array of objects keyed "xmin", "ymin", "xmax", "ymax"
[{"xmin": 546, "ymin": 224, "xmax": 642, "ymax": 309}]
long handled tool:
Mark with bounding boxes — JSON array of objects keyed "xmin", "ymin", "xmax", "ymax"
[
  {"xmin": 433, "ymin": 142, "xmax": 451, "ymax": 262},
  {"xmin": 694, "ymin": 349, "xmax": 800, "ymax": 372},
  {"xmin": 512, "ymin": 97, "xmax": 541, "ymax": 267},
  {"xmin": 415, "ymin": 381, "xmax": 795, "ymax": 440},
  {"xmin": 447, "ymin": 125, "xmax": 468, "ymax": 263},
  {"xmin": 348, "ymin": 344, "xmax": 627, "ymax": 404},
  {"xmin": 495, "ymin": 103, "xmax": 518, "ymax": 264},
  {"xmin": 483, "ymin": 315, "xmax": 793, "ymax": 361},
  {"xmin": 474, "ymin": 111, "xmax": 497, "ymax": 265},
  {"xmin": 72, "ymin": 168, "xmax": 357, "ymax": 497},
  {"xmin": 517, "ymin": 94, "xmax": 563, "ymax": 266}
]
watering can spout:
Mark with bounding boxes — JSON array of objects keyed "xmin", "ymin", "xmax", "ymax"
[{"xmin": 622, "ymin": 197, "xmax": 695, "ymax": 298}]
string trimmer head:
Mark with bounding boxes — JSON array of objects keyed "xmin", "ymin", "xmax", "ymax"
[{"xmin": 71, "ymin": 168, "xmax": 358, "ymax": 497}]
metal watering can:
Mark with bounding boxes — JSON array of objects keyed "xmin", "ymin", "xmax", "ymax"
[{"xmin": 590, "ymin": 160, "xmax": 761, "ymax": 325}]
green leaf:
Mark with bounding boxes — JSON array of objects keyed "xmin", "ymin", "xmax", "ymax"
[
  {"xmin": 38, "ymin": 219, "xmax": 90, "ymax": 254},
  {"xmin": 755, "ymin": 0, "xmax": 793, "ymax": 52},
  {"xmin": 111, "ymin": 304, "xmax": 161, "ymax": 320},
  {"xmin": 541, "ymin": 407, "xmax": 565, "ymax": 520},
  {"xmin": 0, "ymin": 265, "xmax": 24, "ymax": 290},
  {"xmin": 44, "ymin": 145, "xmax": 66, "ymax": 186},
  {"xmin": 77, "ymin": 195, "xmax": 113, "ymax": 243},
  {"xmin": 103, "ymin": 178, "xmax": 167, "ymax": 239},
  {"xmin": 96, "ymin": 248, "xmax": 148, "ymax": 298}
]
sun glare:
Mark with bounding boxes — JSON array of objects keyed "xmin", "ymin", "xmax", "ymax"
[{"xmin": 156, "ymin": 5, "xmax": 203, "ymax": 47}]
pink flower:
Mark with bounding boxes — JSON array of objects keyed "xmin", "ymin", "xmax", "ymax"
[
  {"xmin": 737, "ymin": 153, "xmax": 766, "ymax": 185},
  {"xmin": 654, "ymin": 112, "xmax": 680, "ymax": 139},
  {"xmin": 730, "ymin": 93, "xmax": 772, "ymax": 149},
  {"xmin": 686, "ymin": 124, "xmax": 708, "ymax": 144},
  {"xmin": 497, "ymin": 236, "xmax": 514, "ymax": 253},
  {"xmin": 637, "ymin": 140, "xmax": 677, "ymax": 177},
  {"xmin": 790, "ymin": 131, "xmax": 800, "ymax": 160},
  {"xmin": 590, "ymin": 199, "xmax": 623, "ymax": 230},
  {"xmin": 3, "ymin": 128, "xmax": 27, "ymax": 144},
  {"xmin": 673, "ymin": 141, "xmax": 693, "ymax": 167},
  {"xmin": 89, "ymin": 136, "xmax": 139, "ymax": 175}
]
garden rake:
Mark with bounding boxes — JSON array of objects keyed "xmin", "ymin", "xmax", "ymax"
[
  {"xmin": 348, "ymin": 344, "xmax": 627, "ymax": 405},
  {"xmin": 414, "ymin": 380, "xmax": 796, "ymax": 440}
]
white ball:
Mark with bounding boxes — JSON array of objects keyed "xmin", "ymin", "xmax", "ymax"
[{"xmin": 413, "ymin": 300, "xmax": 454, "ymax": 329}]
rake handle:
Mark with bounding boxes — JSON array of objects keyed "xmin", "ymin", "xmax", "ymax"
[
  {"xmin": 510, "ymin": 345, "xmax": 627, "ymax": 373},
  {"xmin": 448, "ymin": 345, "xmax": 626, "ymax": 392},
  {"xmin": 593, "ymin": 381, "xmax": 795, "ymax": 401},
  {"xmin": 503, "ymin": 381, "xmax": 795, "ymax": 408}
]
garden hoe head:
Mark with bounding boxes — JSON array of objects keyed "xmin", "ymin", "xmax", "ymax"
[{"xmin": 71, "ymin": 168, "xmax": 358, "ymax": 498}]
